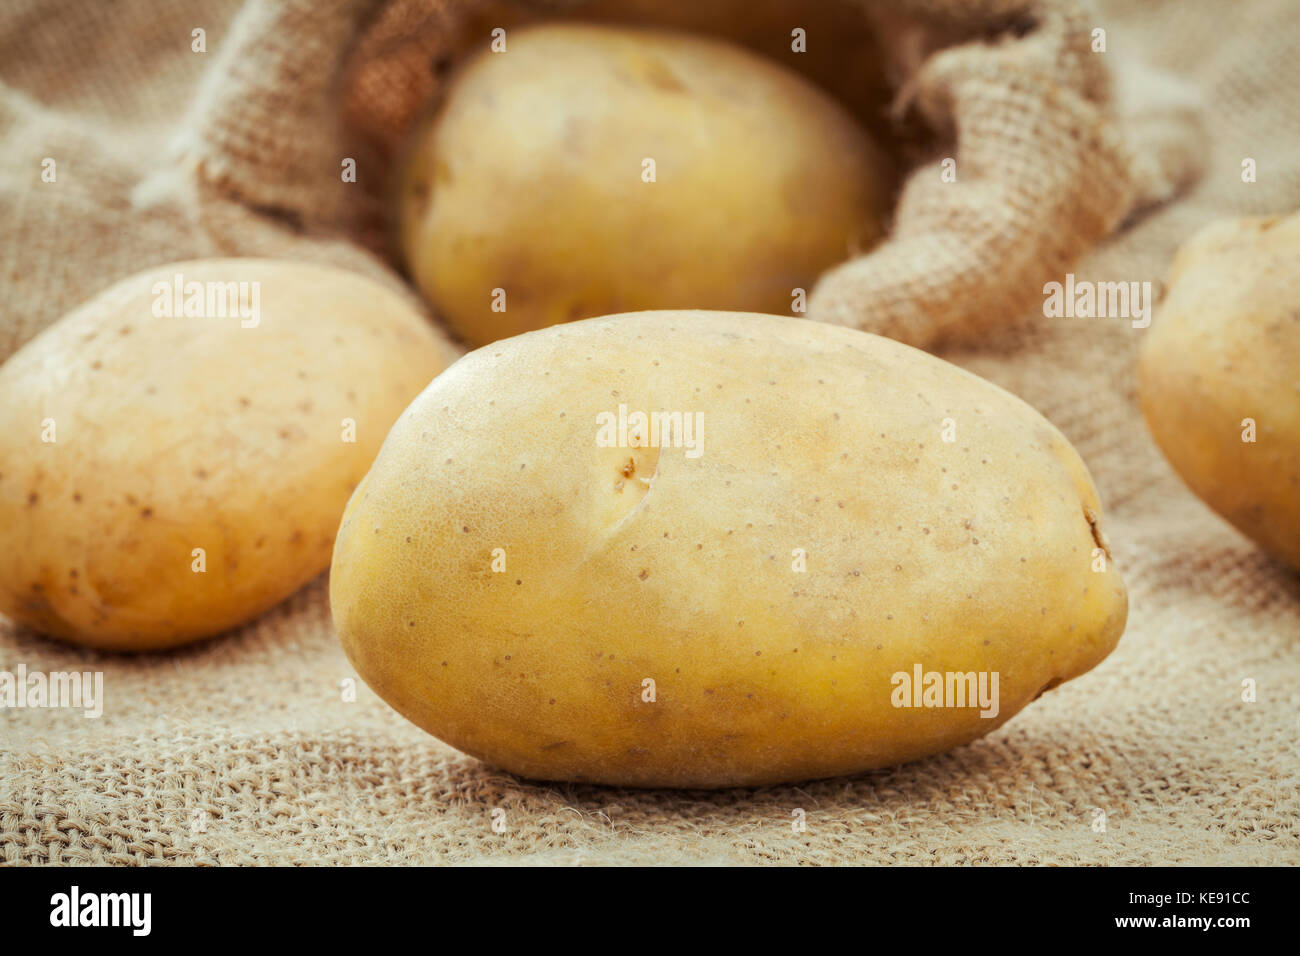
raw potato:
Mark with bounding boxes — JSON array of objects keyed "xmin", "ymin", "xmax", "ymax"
[
  {"xmin": 0, "ymin": 259, "xmax": 455, "ymax": 651},
  {"xmin": 331, "ymin": 311, "xmax": 1127, "ymax": 788},
  {"xmin": 399, "ymin": 23, "xmax": 892, "ymax": 347},
  {"xmin": 1139, "ymin": 212, "xmax": 1300, "ymax": 570}
]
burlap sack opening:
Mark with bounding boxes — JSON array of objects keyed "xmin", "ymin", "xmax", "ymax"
[
  {"xmin": 3, "ymin": 0, "xmax": 1297, "ymax": 866},
  {"xmin": 336, "ymin": 0, "xmax": 1205, "ymax": 350},
  {"xmin": 313, "ymin": 0, "xmax": 1206, "ymax": 350}
]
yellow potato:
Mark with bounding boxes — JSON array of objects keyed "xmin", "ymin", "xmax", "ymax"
[
  {"xmin": 0, "ymin": 259, "xmax": 455, "ymax": 651},
  {"xmin": 399, "ymin": 23, "xmax": 892, "ymax": 347},
  {"xmin": 331, "ymin": 311, "xmax": 1127, "ymax": 788},
  {"xmin": 1139, "ymin": 212, "xmax": 1300, "ymax": 570}
]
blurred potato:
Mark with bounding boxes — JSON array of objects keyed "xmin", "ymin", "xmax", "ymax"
[
  {"xmin": 331, "ymin": 310, "xmax": 1127, "ymax": 788},
  {"xmin": 1139, "ymin": 212, "xmax": 1300, "ymax": 570},
  {"xmin": 0, "ymin": 259, "xmax": 455, "ymax": 651},
  {"xmin": 399, "ymin": 23, "xmax": 892, "ymax": 346}
]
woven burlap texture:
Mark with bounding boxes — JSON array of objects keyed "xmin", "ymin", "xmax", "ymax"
[{"xmin": 1, "ymin": 0, "xmax": 1297, "ymax": 865}]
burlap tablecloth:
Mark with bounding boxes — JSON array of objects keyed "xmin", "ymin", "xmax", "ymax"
[{"xmin": 1, "ymin": 0, "xmax": 1297, "ymax": 865}]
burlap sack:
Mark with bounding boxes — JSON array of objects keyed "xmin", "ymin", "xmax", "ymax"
[{"xmin": 1, "ymin": 0, "xmax": 1297, "ymax": 865}]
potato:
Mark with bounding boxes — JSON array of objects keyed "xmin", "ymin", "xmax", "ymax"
[
  {"xmin": 1139, "ymin": 212, "xmax": 1300, "ymax": 570},
  {"xmin": 399, "ymin": 23, "xmax": 892, "ymax": 347},
  {"xmin": 331, "ymin": 311, "xmax": 1127, "ymax": 788},
  {"xmin": 0, "ymin": 259, "xmax": 455, "ymax": 651}
]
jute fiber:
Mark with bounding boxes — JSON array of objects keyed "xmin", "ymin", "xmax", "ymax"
[{"xmin": 1, "ymin": 0, "xmax": 1297, "ymax": 865}]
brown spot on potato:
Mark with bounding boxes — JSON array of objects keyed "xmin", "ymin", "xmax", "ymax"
[{"xmin": 1033, "ymin": 677, "xmax": 1064, "ymax": 700}]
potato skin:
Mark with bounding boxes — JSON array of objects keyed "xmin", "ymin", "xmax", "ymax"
[
  {"xmin": 331, "ymin": 311, "xmax": 1127, "ymax": 788},
  {"xmin": 565, "ymin": 0, "xmax": 894, "ymax": 138},
  {"xmin": 0, "ymin": 259, "xmax": 455, "ymax": 651},
  {"xmin": 1139, "ymin": 213, "xmax": 1300, "ymax": 571},
  {"xmin": 399, "ymin": 23, "xmax": 891, "ymax": 347}
]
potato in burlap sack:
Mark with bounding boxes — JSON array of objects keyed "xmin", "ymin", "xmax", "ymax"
[{"xmin": 340, "ymin": 0, "xmax": 1203, "ymax": 348}]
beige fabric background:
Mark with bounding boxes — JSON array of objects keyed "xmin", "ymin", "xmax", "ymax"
[{"xmin": 1, "ymin": 0, "xmax": 1297, "ymax": 864}]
